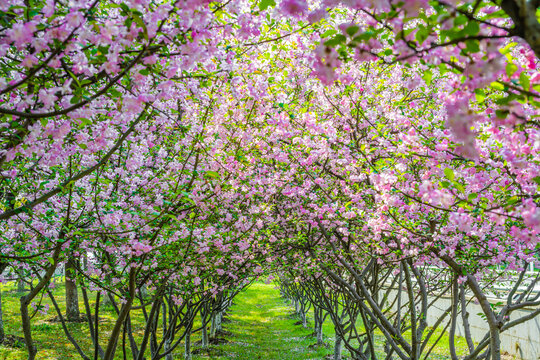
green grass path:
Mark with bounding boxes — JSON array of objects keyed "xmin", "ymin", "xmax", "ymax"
[
  {"xmin": 196, "ymin": 282, "xmax": 461, "ymax": 360},
  {"xmin": 194, "ymin": 282, "xmax": 332, "ymax": 360}
]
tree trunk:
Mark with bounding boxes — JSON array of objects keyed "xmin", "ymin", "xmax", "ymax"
[
  {"xmin": 101, "ymin": 292, "xmax": 113, "ymax": 307},
  {"xmin": 140, "ymin": 284, "xmax": 148, "ymax": 298},
  {"xmin": 216, "ymin": 311, "xmax": 222, "ymax": 333},
  {"xmin": 334, "ymin": 332, "xmax": 342, "ymax": 360},
  {"xmin": 65, "ymin": 258, "xmax": 80, "ymax": 321},
  {"xmin": 103, "ymin": 269, "xmax": 136, "ymax": 360},
  {"xmin": 164, "ymin": 337, "xmax": 173, "ymax": 360},
  {"xmin": 316, "ymin": 325, "xmax": 323, "ymax": 345},
  {"xmin": 314, "ymin": 309, "xmax": 323, "ymax": 345},
  {"xmin": 201, "ymin": 309, "xmax": 209, "ymax": 349},
  {"xmin": 0, "ymin": 263, "xmax": 7, "ymax": 344},
  {"xmin": 17, "ymin": 278, "xmax": 25, "ymax": 293},
  {"xmin": 20, "ymin": 296, "xmax": 37, "ymax": 360},
  {"xmin": 185, "ymin": 329, "xmax": 192, "ymax": 360},
  {"xmin": 210, "ymin": 312, "xmax": 217, "ymax": 338},
  {"xmin": 0, "ymin": 287, "xmax": 4, "ymax": 344},
  {"xmin": 489, "ymin": 327, "xmax": 501, "ymax": 360},
  {"xmin": 161, "ymin": 301, "xmax": 173, "ymax": 360}
]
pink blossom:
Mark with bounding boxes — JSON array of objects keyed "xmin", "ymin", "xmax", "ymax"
[
  {"xmin": 522, "ymin": 199, "xmax": 540, "ymax": 233},
  {"xmin": 280, "ymin": 0, "xmax": 309, "ymax": 16},
  {"xmin": 66, "ymin": 11, "xmax": 84, "ymax": 27},
  {"xmin": 312, "ymin": 45, "xmax": 341, "ymax": 85},
  {"xmin": 143, "ymin": 55, "xmax": 158, "ymax": 65},
  {"xmin": 307, "ymin": 8, "xmax": 326, "ymax": 23},
  {"xmin": 401, "ymin": 0, "xmax": 429, "ymax": 16},
  {"xmin": 131, "ymin": 241, "xmax": 153, "ymax": 256},
  {"xmin": 21, "ymin": 54, "xmax": 39, "ymax": 68},
  {"xmin": 43, "ymin": 0, "xmax": 55, "ymax": 17},
  {"xmin": 7, "ymin": 22, "xmax": 37, "ymax": 48},
  {"xmin": 39, "ymin": 88, "xmax": 57, "ymax": 108}
]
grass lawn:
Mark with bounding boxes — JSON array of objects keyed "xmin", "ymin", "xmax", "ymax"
[
  {"xmin": 0, "ymin": 281, "xmax": 465, "ymax": 359},
  {"xmin": 195, "ymin": 282, "xmax": 332, "ymax": 360},
  {"xmin": 192, "ymin": 282, "xmax": 466, "ymax": 360}
]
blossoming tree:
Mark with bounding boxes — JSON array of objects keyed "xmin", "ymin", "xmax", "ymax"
[{"xmin": 0, "ymin": 1, "xmax": 539, "ymax": 360}]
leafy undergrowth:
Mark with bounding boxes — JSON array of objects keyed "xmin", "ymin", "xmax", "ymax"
[{"xmin": 0, "ymin": 281, "xmax": 464, "ymax": 359}]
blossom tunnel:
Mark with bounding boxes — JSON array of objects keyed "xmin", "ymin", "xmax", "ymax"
[{"xmin": 0, "ymin": 0, "xmax": 539, "ymax": 359}]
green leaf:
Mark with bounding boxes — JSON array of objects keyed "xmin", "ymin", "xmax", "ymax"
[
  {"xmin": 324, "ymin": 34, "xmax": 346, "ymax": 47},
  {"xmin": 464, "ymin": 39, "xmax": 479, "ymax": 53},
  {"xmin": 70, "ymin": 96, "xmax": 82, "ymax": 104},
  {"xmin": 468, "ymin": 193, "xmax": 478, "ymax": 201},
  {"xmin": 532, "ymin": 176, "xmax": 540, "ymax": 185},
  {"xmin": 453, "ymin": 15, "xmax": 468, "ymax": 26},
  {"xmin": 65, "ymin": 68, "xmax": 81, "ymax": 88},
  {"xmin": 520, "ymin": 72, "xmax": 530, "ymax": 91},
  {"xmin": 345, "ymin": 26, "xmax": 360, "ymax": 37},
  {"xmin": 415, "ymin": 27, "xmax": 429, "ymax": 44},
  {"xmin": 109, "ymin": 88, "xmax": 122, "ymax": 98},
  {"xmin": 455, "ymin": 183, "xmax": 465, "ymax": 193},
  {"xmin": 259, "ymin": 0, "xmax": 275, "ymax": 11},
  {"xmin": 475, "ymin": 89, "xmax": 485, "ymax": 103},
  {"xmin": 463, "ymin": 21, "xmax": 480, "ymax": 36},
  {"xmin": 352, "ymin": 30, "xmax": 375, "ymax": 43},
  {"xmin": 422, "ymin": 70, "xmax": 433, "ymax": 85},
  {"xmin": 321, "ymin": 29, "xmax": 337, "ymax": 38},
  {"xmin": 119, "ymin": 3, "xmax": 130, "ymax": 14},
  {"xmin": 132, "ymin": 13, "xmax": 148, "ymax": 41},
  {"xmin": 495, "ymin": 109, "xmax": 509, "ymax": 119},
  {"xmin": 444, "ymin": 168, "xmax": 455, "ymax": 181},
  {"xmin": 500, "ymin": 42, "xmax": 517, "ymax": 55},
  {"xmin": 205, "ymin": 171, "xmax": 220, "ymax": 179},
  {"xmin": 506, "ymin": 63, "xmax": 518, "ymax": 78},
  {"xmin": 507, "ymin": 196, "xmax": 519, "ymax": 206},
  {"xmin": 490, "ymin": 82, "xmax": 505, "ymax": 91}
]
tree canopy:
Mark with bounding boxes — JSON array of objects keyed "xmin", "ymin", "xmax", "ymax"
[{"xmin": 0, "ymin": 1, "xmax": 539, "ymax": 360}]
